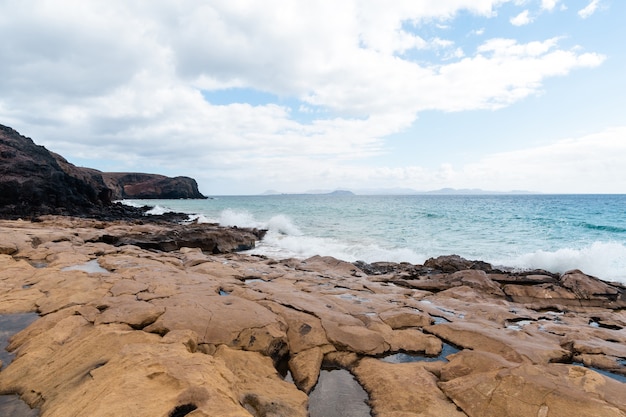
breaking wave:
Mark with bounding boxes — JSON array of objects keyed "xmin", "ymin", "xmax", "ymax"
[{"xmin": 499, "ymin": 241, "xmax": 626, "ymax": 283}]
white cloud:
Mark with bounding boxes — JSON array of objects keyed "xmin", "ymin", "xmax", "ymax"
[
  {"xmin": 578, "ymin": 0, "xmax": 601, "ymax": 18},
  {"xmin": 298, "ymin": 127, "xmax": 626, "ymax": 194},
  {"xmin": 510, "ymin": 10, "xmax": 533, "ymax": 26},
  {"xmin": 458, "ymin": 127, "xmax": 626, "ymax": 193},
  {"xmin": 540, "ymin": 0, "xmax": 560, "ymax": 11},
  {"xmin": 0, "ymin": 0, "xmax": 612, "ymax": 194}
]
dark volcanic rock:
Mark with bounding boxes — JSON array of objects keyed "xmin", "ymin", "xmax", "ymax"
[
  {"xmin": 100, "ymin": 223, "xmax": 267, "ymax": 254},
  {"xmin": 424, "ymin": 254, "xmax": 493, "ymax": 273},
  {"xmin": 102, "ymin": 172, "xmax": 206, "ymax": 200},
  {"xmin": 0, "ymin": 124, "xmax": 111, "ymax": 217},
  {"xmin": 0, "ymin": 124, "xmax": 206, "ymax": 219}
]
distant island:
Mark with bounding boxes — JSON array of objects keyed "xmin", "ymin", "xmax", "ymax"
[
  {"xmin": 261, "ymin": 189, "xmax": 355, "ymax": 196},
  {"xmin": 260, "ymin": 188, "xmax": 535, "ymax": 196},
  {"xmin": 420, "ymin": 188, "xmax": 536, "ymax": 195}
]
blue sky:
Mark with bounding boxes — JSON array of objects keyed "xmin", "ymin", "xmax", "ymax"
[{"xmin": 1, "ymin": 0, "xmax": 624, "ymax": 195}]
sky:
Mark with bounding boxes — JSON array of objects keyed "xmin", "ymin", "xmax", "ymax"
[{"xmin": 1, "ymin": 0, "xmax": 625, "ymax": 195}]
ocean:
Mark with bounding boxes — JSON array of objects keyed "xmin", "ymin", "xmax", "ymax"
[{"xmin": 123, "ymin": 194, "xmax": 626, "ymax": 283}]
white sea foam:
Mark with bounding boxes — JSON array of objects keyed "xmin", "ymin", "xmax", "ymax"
[
  {"xmin": 118, "ymin": 199, "xmax": 142, "ymax": 208},
  {"xmin": 218, "ymin": 210, "xmax": 301, "ymax": 234},
  {"xmin": 187, "ymin": 213, "xmax": 217, "ymax": 224},
  {"xmin": 248, "ymin": 229, "xmax": 425, "ymax": 264},
  {"xmin": 498, "ymin": 241, "xmax": 626, "ymax": 283},
  {"xmin": 267, "ymin": 214, "xmax": 302, "ymax": 236},
  {"xmin": 218, "ymin": 209, "xmax": 424, "ymax": 263},
  {"xmin": 145, "ymin": 205, "xmax": 170, "ymax": 215},
  {"xmin": 219, "ymin": 209, "xmax": 260, "ymax": 228}
]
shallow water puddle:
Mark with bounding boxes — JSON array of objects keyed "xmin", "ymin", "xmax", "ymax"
[
  {"xmin": 61, "ymin": 259, "xmax": 109, "ymax": 274},
  {"xmin": 308, "ymin": 368, "xmax": 371, "ymax": 417},
  {"xmin": 381, "ymin": 342, "xmax": 460, "ymax": 364},
  {"xmin": 0, "ymin": 313, "xmax": 40, "ymax": 417},
  {"xmin": 0, "ymin": 396, "xmax": 38, "ymax": 417},
  {"xmin": 337, "ymin": 293, "xmax": 370, "ymax": 303},
  {"xmin": 505, "ymin": 319, "xmax": 535, "ymax": 331},
  {"xmin": 573, "ymin": 363, "xmax": 626, "ymax": 383},
  {"xmin": 432, "ymin": 316, "xmax": 450, "ymax": 324},
  {"xmin": 26, "ymin": 260, "xmax": 47, "ymax": 269}
]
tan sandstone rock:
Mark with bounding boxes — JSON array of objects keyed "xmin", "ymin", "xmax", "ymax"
[
  {"xmin": 289, "ymin": 346, "xmax": 324, "ymax": 393},
  {"xmin": 354, "ymin": 357, "xmax": 467, "ymax": 417},
  {"xmin": 439, "ymin": 363, "xmax": 626, "ymax": 417}
]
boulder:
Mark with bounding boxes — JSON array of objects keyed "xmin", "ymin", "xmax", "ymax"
[
  {"xmin": 106, "ymin": 223, "xmax": 266, "ymax": 253},
  {"xmin": 424, "ymin": 255, "xmax": 492, "ymax": 273}
]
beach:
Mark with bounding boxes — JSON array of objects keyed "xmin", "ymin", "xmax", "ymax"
[{"xmin": 0, "ymin": 216, "xmax": 625, "ymax": 416}]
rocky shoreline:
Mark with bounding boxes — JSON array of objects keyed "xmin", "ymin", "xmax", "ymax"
[{"xmin": 0, "ymin": 216, "xmax": 625, "ymax": 417}]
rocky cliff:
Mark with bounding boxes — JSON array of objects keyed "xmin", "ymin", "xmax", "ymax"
[
  {"xmin": 102, "ymin": 172, "xmax": 206, "ymax": 200},
  {"xmin": 0, "ymin": 124, "xmax": 205, "ymax": 218},
  {"xmin": 0, "ymin": 125, "xmax": 112, "ymax": 217}
]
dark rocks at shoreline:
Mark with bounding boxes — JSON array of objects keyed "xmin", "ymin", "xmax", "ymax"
[
  {"xmin": 357, "ymin": 254, "xmax": 626, "ymax": 310},
  {"xmin": 97, "ymin": 222, "xmax": 267, "ymax": 254},
  {"xmin": 0, "ymin": 124, "xmax": 206, "ymax": 219}
]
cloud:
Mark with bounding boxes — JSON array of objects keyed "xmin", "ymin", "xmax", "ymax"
[
  {"xmin": 578, "ymin": 0, "xmax": 601, "ymax": 18},
  {"xmin": 306, "ymin": 127, "xmax": 626, "ymax": 194},
  {"xmin": 540, "ymin": 0, "xmax": 560, "ymax": 11},
  {"xmin": 510, "ymin": 10, "xmax": 533, "ymax": 26},
  {"xmin": 0, "ymin": 0, "xmax": 611, "ymax": 194},
  {"xmin": 459, "ymin": 127, "xmax": 626, "ymax": 193}
]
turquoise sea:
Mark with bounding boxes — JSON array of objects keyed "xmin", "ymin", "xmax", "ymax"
[{"xmin": 124, "ymin": 194, "xmax": 626, "ymax": 283}]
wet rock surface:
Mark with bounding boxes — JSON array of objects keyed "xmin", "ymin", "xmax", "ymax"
[{"xmin": 0, "ymin": 217, "xmax": 624, "ymax": 416}]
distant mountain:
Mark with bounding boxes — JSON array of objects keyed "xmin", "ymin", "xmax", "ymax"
[
  {"xmin": 260, "ymin": 189, "xmax": 281, "ymax": 195},
  {"xmin": 423, "ymin": 188, "xmax": 536, "ymax": 195},
  {"xmin": 259, "ymin": 189, "xmax": 355, "ymax": 196},
  {"xmin": 327, "ymin": 190, "xmax": 354, "ymax": 196},
  {"xmin": 261, "ymin": 187, "xmax": 535, "ymax": 196},
  {"xmin": 351, "ymin": 187, "xmax": 420, "ymax": 195},
  {"xmin": 346, "ymin": 187, "xmax": 537, "ymax": 195}
]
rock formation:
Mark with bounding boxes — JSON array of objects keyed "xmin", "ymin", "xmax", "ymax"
[
  {"xmin": 101, "ymin": 172, "xmax": 206, "ymax": 200},
  {"xmin": 0, "ymin": 218, "xmax": 624, "ymax": 416},
  {"xmin": 0, "ymin": 125, "xmax": 111, "ymax": 216},
  {"xmin": 0, "ymin": 124, "xmax": 205, "ymax": 219}
]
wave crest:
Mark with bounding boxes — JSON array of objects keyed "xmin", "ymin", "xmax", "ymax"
[{"xmin": 504, "ymin": 241, "xmax": 626, "ymax": 283}]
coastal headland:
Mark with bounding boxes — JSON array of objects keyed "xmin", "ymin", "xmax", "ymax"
[{"xmin": 0, "ymin": 216, "xmax": 625, "ymax": 416}]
